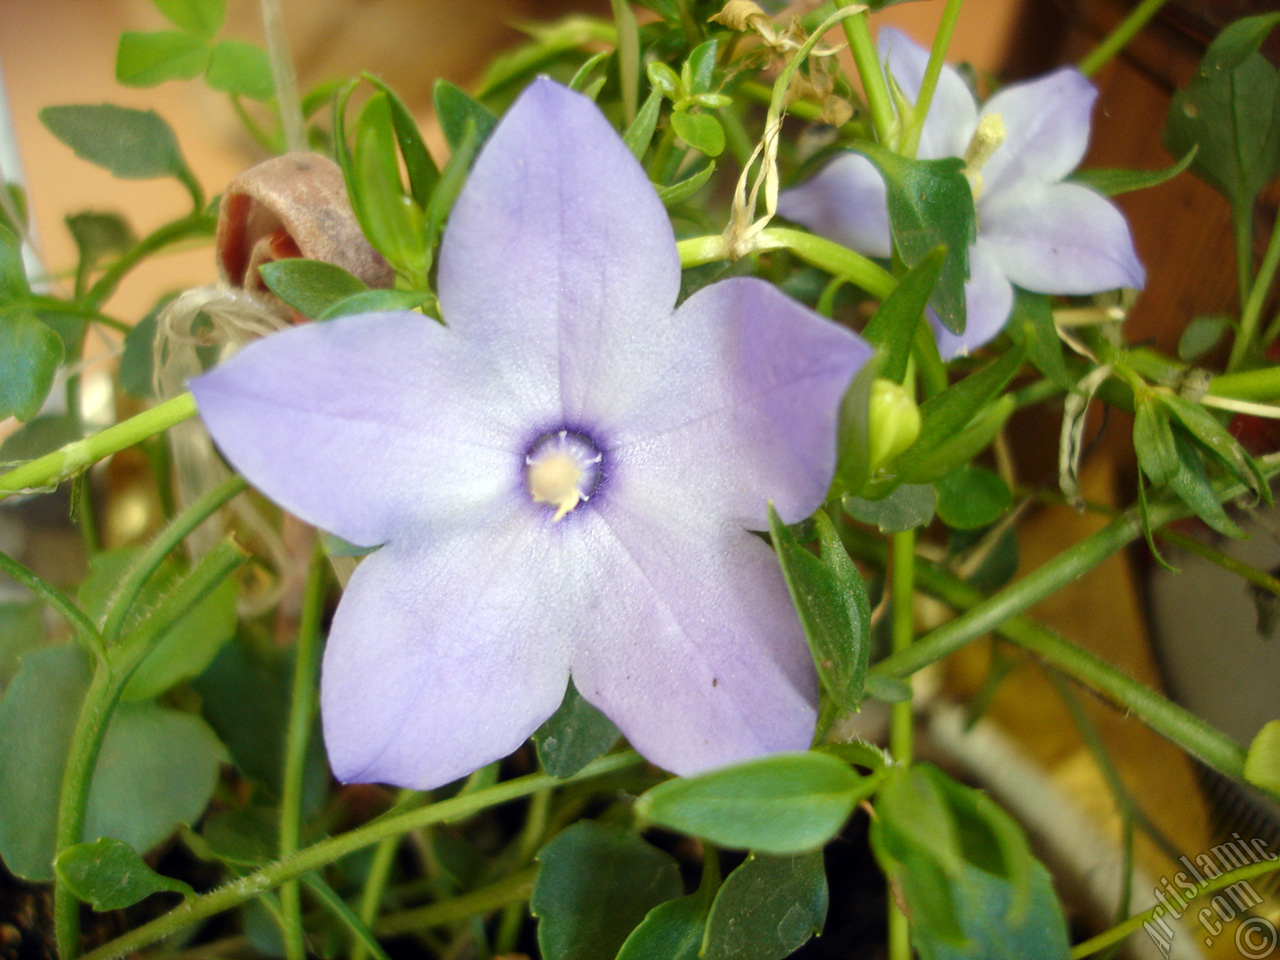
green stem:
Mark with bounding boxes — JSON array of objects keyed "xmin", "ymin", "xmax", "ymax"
[
  {"xmin": 83, "ymin": 216, "xmax": 214, "ymax": 311},
  {"xmin": 53, "ymin": 666, "xmax": 116, "ymax": 960},
  {"xmin": 887, "ymin": 529, "xmax": 915, "ymax": 960},
  {"xmin": 1069, "ymin": 855, "xmax": 1280, "ymax": 958},
  {"xmin": 735, "ymin": 80, "xmax": 869, "ymax": 139},
  {"xmin": 280, "ymin": 548, "xmax": 329, "ymax": 960},
  {"xmin": 260, "ymin": 0, "xmax": 307, "ymax": 153},
  {"xmin": 0, "ymin": 392, "xmax": 198, "ymax": 500},
  {"xmin": 1231, "ymin": 215, "xmax": 1280, "ymax": 371},
  {"xmin": 1077, "ymin": 0, "xmax": 1171, "ymax": 77},
  {"xmin": 374, "ymin": 867, "xmax": 538, "ymax": 936},
  {"xmin": 351, "ymin": 791, "xmax": 421, "ymax": 960},
  {"xmin": 900, "ymin": 0, "xmax": 964, "ymax": 159},
  {"xmin": 0, "ymin": 550, "xmax": 103, "ymax": 657},
  {"xmin": 847, "ymin": 529, "xmax": 1262, "ymax": 787},
  {"xmin": 1208, "ymin": 364, "xmax": 1280, "ymax": 402},
  {"xmin": 1231, "ymin": 198, "xmax": 1255, "ymax": 348},
  {"xmin": 24, "ymin": 296, "xmax": 130, "ymax": 333},
  {"xmin": 1157, "ymin": 526, "xmax": 1280, "ymax": 597},
  {"xmin": 230, "ymin": 95, "xmax": 281, "ymax": 154},
  {"xmin": 101, "ymin": 475, "xmax": 247, "ymax": 647},
  {"xmin": 78, "ymin": 752, "xmax": 645, "ymax": 960},
  {"xmin": 842, "ymin": 11, "xmax": 896, "ymax": 145}
]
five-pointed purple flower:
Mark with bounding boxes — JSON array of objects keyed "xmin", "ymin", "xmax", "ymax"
[
  {"xmin": 778, "ymin": 28, "xmax": 1145, "ymax": 358},
  {"xmin": 192, "ymin": 79, "xmax": 872, "ymax": 789}
]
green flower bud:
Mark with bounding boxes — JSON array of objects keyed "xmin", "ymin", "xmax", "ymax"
[{"xmin": 867, "ymin": 378, "xmax": 921, "ymax": 473}]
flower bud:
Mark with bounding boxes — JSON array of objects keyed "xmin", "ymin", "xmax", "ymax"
[
  {"xmin": 867, "ymin": 378, "xmax": 921, "ymax": 472},
  {"xmin": 216, "ymin": 151, "xmax": 394, "ymax": 314}
]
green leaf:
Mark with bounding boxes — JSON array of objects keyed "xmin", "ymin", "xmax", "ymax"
[
  {"xmin": 66, "ymin": 212, "xmax": 135, "ymax": 294},
  {"xmin": 854, "ymin": 145, "xmax": 974, "ymax": 334},
  {"xmin": 624, "ymin": 87, "xmax": 664, "ymax": 160},
  {"xmin": 152, "ymin": 0, "xmax": 226, "ymax": 40},
  {"xmin": 318, "ymin": 289, "xmax": 429, "ymax": 321},
  {"xmin": 702, "ymin": 852, "xmax": 827, "ymax": 960},
  {"xmin": 120, "ymin": 308, "xmax": 161, "ymax": 399},
  {"xmin": 568, "ymin": 51, "xmax": 611, "ymax": 94},
  {"xmin": 0, "ymin": 602, "xmax": 44, "ymax": 696},
  {"xmin": 616, "ymin": 891, "xmax": 710, "ymax": 960},
  {"xmin": 78, "ymin": 546, "xmax": 239, "ymax": 702},
  {"xmin": 116, "ymin": 31, "xmax": 210, "ymax": 87},
  {"xmin": 1166, "ymin": 426, "xmax": 1245, "ymax": 537},
  {"xmin": 1005, "ymin": 289, "xmax": 1072, "ymax": 390},
  {"xmin": 684, "ymin": 40, "xmax": 718, "ymax": 96},
  {"xmin": 0, "ymin": 645, "xmax": 226, "ymax": 882},
  {"xmin": 533, "ymin": 678, "xmax": 621, "ymax": 778},
  {"xmin": 1159, "ymin": 393, "xmax": 1269, "ymax": 501},
  {"xmin": 193, "ymin": 642, "xmax": 328, "ymax": 806},
  {"xmin": 1133, "ymin": 394, "xmax": 1179, "ymax": 486},
  {"xmin": 844, "ymin": 483, "xmax": 936, "ymax": 533},
  {"xmin": 1070, "ymin": 146, "xmax": 1197, "ymax": 196},
  {"xmin": 205, "ymin": 41, "xmax": 274, "ymax": 101},
  {"xmin": 0, "ymin": 413, "xmax": 83, "ymax": 464},
  {"xmin": 0, "ymin": 306, "xmax": 63, "ymax": 422},
  {"xmin": 656, "ymin": 162, "xmax": 716, "ymax": 206},
  {"xmin": 637, "ymin": 752, "xmax": 865, "ymax": 854},
  {"xmin": 351, "ymin": 93, "xmax": 427, "ymax": 275},
  {"xmin": 433, "ymin": 79, "xmax": 498, "ymax": 154},
  {"xmin": 863, "ymin": 246, "xmax": 946, "ymax": 384},
  {"xmin": 1244, "ymin": 719, "xmax": 1280, "ymax": 793},
  {"xmin": 1163, "ymin": 13, "xmax": 1280, "ymax": 206},
  {"xmin": 424, "ymin": 118, "xmax": 481, "ymax": 249},
  {"xmin": 891, "ymin": 346, "xmax": 1024, "ymax": 484},
  {"xmin": 934, "ymin": 465, "xmax": 1011, "ymax": 530},
  {"xmin": 258, "ymin": 258, "xmax": 369, "ymax": 319},
  {"xmin": 56, "ymin": 837, "xmax": 193, "ymax": 910},
  {"xmin": 768, "ymin": 508, "xmax": 870, "ymax": 711},
  {"xmin": 0, "ymin": 222, "xmax": 30, "ymax": 298},
  {"xmin": 670, "ymin": 111, "xmax": 724, "ymax": 158},
  {"xmin": 41, "ymin": 104, "xmax": 187, "ymax": 180},
  {"xmin": 363, "ymin": 77, "xmax": 440, "ymax": 206},
  {"xmin": 532, "ymin": 822, "xmax": 683, "ymax": 960},
  {"xmin": 921, "ymin": 860, "xmax": 1070, "ymax": 960},
  {"xmin": 1177, "ymin": 315, "xmax": 1230, "ymax": 361},
  {"xmin": 646, "ymin": 61, "xmax": 681, "ymax": 100},
  {"xmin": 0, "ymin": 182, "xmax": 29, "ymax": 238}
]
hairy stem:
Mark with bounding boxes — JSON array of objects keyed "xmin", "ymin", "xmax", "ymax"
[
  {"xmin": 842, "ymin": 10, "xmax": 896, "ymax": 145},
  {"xmin": 1077, "ymin": 0, "xmax": 1171, "ymax": 78},
  {"xmin": 900, "ymin": 0, "xmax": 964, "ymax": 159}
]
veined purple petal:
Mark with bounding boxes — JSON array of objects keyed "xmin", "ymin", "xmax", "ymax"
[
  {"xmin": 979, "ymin": 67, "xmax": 1097, "ymax": 197},
  {"xmin": 877, "ymin": 27, "xmax": 977, "ymax": 160},
  {"xmin": 192, "ymin": 311, "xmax": 522, "ymax": 548},
  {"xmin": 777, "ymin": 153, "xmax": 892, "ymax": 259},
  {"xmin": 929, "ymin": 239, "xmax": 1014, "ymax": 359},
  {"xmin": 981, "ymin": 181, "xmax": 1145, "ymax": 294},
  {"xmin": 436, "ymin": 78, "xmax": 681, "ymax": 425},
  {"xmin": 603, "ymin": 278, "xmax": 871, "ymax": 528},
  {"xmin": 571, "ymin": 506, "xmax": 817, "ymax": 777},
  {"xmin": 321, "ymin": 504, "xmax": 578, "ymax": 789}
]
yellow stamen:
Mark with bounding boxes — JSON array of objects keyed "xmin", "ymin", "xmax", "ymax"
[
  {"xmin": 962, "ymin": 113, "xmax": 1006, "ymax": 200},
  {"xmin": 528, "ymin": 452, "xmax": 583, "ymax": 522}
]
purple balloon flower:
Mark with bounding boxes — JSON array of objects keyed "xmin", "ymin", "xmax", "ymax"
[
  {"xmin": 778, "ymin": 27, "xmax": 1145, "ymax": 358},
  {"xmin": 192, "ymin": 79, "xmax": 872, "ymax": 789}
]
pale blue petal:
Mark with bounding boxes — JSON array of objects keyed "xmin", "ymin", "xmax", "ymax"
[
  {"xmin": 877, "ymin": 27, "xmax": 977, "ymax": 160},
  {"xmin": 435, "ymin": 77, "xmax": 681, "ymax": 426},
  {"xmin": 981, "ymin": 181, "xmax": 1146, "ymax": 294},
  {"xmin": 571, "ymin": 507, "xmax": 816, "ymax": 777},
  {"xmin": 980, "ymin": 67, "xmax": 1097, "ymax": 197},
  {"xmin": 777, "ymin": 153, "xmax": 892, "ymax": 259},
  {"xmin": 929, "ymin": 239, "xmax": 1014, "ymax": 359},
  {"xmin": 320, "ymin": 502, "xmax": 578, "ymax": 789},
  {"xmin": 192, "ymin": 312, "xmax": 521, "ymax": 548},
  {"xmin": 602, "ymin": 277, "xmax": 871, "ymax": 528}
]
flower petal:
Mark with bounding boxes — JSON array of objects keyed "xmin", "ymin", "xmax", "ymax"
[
  {"xmin": 603, "ymin": 277, "xmax": 871, "ymax": 528},
  {"xmin": 929, "ymin": 239, "xmax": 1014, "ymax": 359},
  {"xmin": 980, "ymin": 181, "xmax": 1146, "ymax": 294},
  {"xmin": 436, "ymin": 77, "xmax": 681, "ymax": 424},
  {"xmin": 777, "ymin": 153, "xmax": 892, "ymax": 258},
  {"xmin": 979, "ymin": 67, "xmax": 1096, "ymax": 196},
  {"xmin": 191, "ymin": 311, "xmax": 520, "ymax": 548},
  {"xmin": 571, "ymin": 506, "xmax": 817, "ymax": 777},
  {"xmin": 320, "ymin": 503, "xmax": 578, "ymax": 789},
  {"xmin": 877, "ymin": 27, "xmax": 977, "ymax": 160}
]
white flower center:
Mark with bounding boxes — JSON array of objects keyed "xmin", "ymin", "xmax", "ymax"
[
  {"xmin": 962, "ymin": 113, "xmax": 1006, "ymax": 200},
  {"xmin": 525, "ymin": 430, "xmax": 603, "ymax": 522}
]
